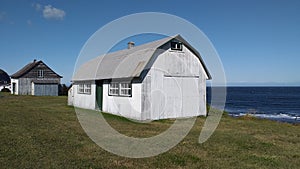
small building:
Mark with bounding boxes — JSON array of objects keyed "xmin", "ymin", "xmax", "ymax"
[
  {"xmin": 11, "ymin": 60, "xmax": 62, "ymax": 96},
  {"xmin": 69, "ymin": 35, "xmax": 211, "ymax": 120},
  {"xmin": 0, "ymin": 69, "xmax": 11, "ymax": 91}
]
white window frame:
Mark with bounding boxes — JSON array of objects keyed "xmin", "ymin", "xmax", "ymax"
[
  {"xmin": 37, "ymin": 69, "xmax": 44, "ymax": 78},
  {"xmin": 108, "ymin": 81, "xmax": 132, "ymax": 97},
  {"xmin": 108, "ymin": 82, "xmax": 119, "ymax": 96}
]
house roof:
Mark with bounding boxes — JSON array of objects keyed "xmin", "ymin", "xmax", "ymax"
[
  {"xmin": 0, "ymin": 69, "xmax": 11, "ymax": 85},
  {"xmin": 72, "ymin": 35, "xmax": 211, "ymax": 81},
  {"xmin": 11, "ymin": 60, "xmax": 62, "ymax": 78}
]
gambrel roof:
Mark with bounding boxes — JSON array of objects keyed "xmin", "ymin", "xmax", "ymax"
[
  {"xmin": 11, "ymin": 60, "xmax": 62, "ymax": 79},
  {"xmin": 72, "ymin": 35, "xmax": 211, "ymax": 81}
]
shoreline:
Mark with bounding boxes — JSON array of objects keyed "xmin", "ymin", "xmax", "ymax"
[{"xmin": 228, "ymin": 112, "xmax": 300, "ymax": 124}]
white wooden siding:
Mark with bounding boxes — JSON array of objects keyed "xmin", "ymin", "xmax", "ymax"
[
  {"xmin": 68, "ymin": 86, "xmax": 74, "ymax": 106},
  {"xmin": 11, "ymin": 79, "xmax": 19, "ymax": 95},
  {"xmin": 141, "ymin": 43, "xmax": 207, "ymax": 120},
  {"xmin": 72, "ymin": 81, "xmax": 96, "ymax": 110},
  {"xmin": 102, "ymin": 83, "xmax": 142, "ymax": 120}
]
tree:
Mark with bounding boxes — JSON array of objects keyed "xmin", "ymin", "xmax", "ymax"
[{"xmin": 58, "ymin": 84, "xmax": 68, "ymax": 96}]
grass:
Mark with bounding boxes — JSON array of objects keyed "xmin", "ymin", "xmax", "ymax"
[{"xmin": 0, "ymin": 92, "xmax": 299, "ymax": 168}]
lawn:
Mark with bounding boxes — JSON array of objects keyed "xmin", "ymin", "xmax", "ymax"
[{"xmin": 0, "ymin": 93, "xmax": 299, "ymax": 168}]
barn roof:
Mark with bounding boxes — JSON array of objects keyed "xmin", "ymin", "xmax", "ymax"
[
  {"xmin": 11, "ymin": 60, "xmax": 62, "ymax": 79},
  {"xmin": 72, "ymin": 35, "xmax": 211, "ymax": 81}
]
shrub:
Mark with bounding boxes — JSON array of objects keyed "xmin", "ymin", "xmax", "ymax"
[{"xmin": 1, "ymin": 87, "xmax": 11, "ymax": 92}]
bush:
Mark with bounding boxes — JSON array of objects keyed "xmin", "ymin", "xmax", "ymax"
[{"xmin": 1, "ymin": 87, "xmax": 11, "ymax": 92}]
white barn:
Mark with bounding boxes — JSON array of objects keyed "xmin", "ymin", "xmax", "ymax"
[{"xmin": 69, "ymin": 35, "xmax": 211, "ymax": 120}]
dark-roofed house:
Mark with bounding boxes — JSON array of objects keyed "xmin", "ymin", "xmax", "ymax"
[
  {"xmin": 0, "ymin": 69, "xmax": 11, "ymax": 85},
  {"xmin": 0, "ymin": 69, "xmax": 11, "ymax": 91},
  {"xmin": 69, "ymin": 35, "xmax": 211, "ymax": 120},
  {"xmin": 11, "ymin": 60, "xmax": 62, "ymax": 96}
]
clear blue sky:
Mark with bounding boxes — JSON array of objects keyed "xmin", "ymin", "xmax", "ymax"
[{"xmin": 0, "ymin": 0, "xmax": 299, "ymax": 86}]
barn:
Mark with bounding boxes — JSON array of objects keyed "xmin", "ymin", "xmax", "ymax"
[
  {"xmin": 11, "ymin": 60, "xmax": 62, "ymax": 96},
  {"xmin": 69, "ymin": 35, "xmax": 211, "ymax": 120}
]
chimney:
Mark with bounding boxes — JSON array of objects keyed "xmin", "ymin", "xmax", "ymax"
[
  {"xmin": 127, "ymin": 41, "xmax": 135, "ymax": 49},
  {"xmin": 33, "ymin": 59, "xmax": 37, "ymax": 63}
]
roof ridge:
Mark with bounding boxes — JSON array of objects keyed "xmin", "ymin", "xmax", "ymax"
[
  {"xmin": 95, "ymin": 35, "xmax": 174, "ymax": 57},
  {"xmin": 11, "ymin": 60, "xmax": 62, "ymax": 78}
]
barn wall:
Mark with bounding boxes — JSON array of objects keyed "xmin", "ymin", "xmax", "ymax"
[
  {"xmin": 72, "ymin": 81, "xmax": 96, "ymax": 110},
  {"xmin": 141, "ymin": 75, "xmax": 151, "ymax": 120},
  {"xmin": 102, "ymin": 83, "xmax": 142, "ymax": 120},
  {"xmin": 18, "ymin": 78, "xmax": 32, "ymax": 95},
  {"xmin": 17, "ymin": 78, "xmax": 60, "ymax": 95},
  {"xmin": 11, "ymin": 79, "xmax": 19, "ymax": 95},
  {"xmin": 141, "ymin": 43, "xmax": 207, "ymax": 120}
]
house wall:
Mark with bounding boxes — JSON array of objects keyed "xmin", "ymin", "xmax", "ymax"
[
  {"xmin": 11, "ymin": 78, "xmax": 19, "ymax": 95},
  {"xmin": 0, "ymin": 84, "xmax": 11, "ymax": 91},
  {"xmin": 72, "ymin": 81, "xmax": 96, "ymax": 110},
  {"xmin": 141, "ymin": 43, "xmax": 207, "ymax": 120},
  {"xmin": 102, "ymin": 82, "xmax": 142, "ymax": 120}
]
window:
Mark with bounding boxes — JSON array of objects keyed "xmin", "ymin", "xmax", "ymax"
[
  {"xmin": 37, "ymin": 69, "xmax": 44, "ymax": 78},
  {"xmin": 171, "ymin": 41, "xmax": 182, "ymax": 51},
  {"xmin": 84, "ymin": 84, "xmax": 91, "ymax": 94},
  {"xmin": 120, "ymin": 82, "xmax": 132, "ymax": 96},
  {"xmin": 109, "ymin": 82, "xmax": 119, "ymax": 96},
  {"xmin": 78, "ymin": 83, "xmax": 91, "ymax": 94},
  {"xmin": 108, "ymin": 82, "xmax": 132, "ymax": 97},
  {"xmin": 78, "ymin": 84, "xmax": 84, "ymax": 94}
]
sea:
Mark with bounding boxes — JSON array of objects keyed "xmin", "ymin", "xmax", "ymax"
[{"xmin": 207, "ymin": 87, "xmax": 300, "ymax": 123}]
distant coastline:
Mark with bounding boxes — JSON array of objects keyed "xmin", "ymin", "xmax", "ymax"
[{"xmin": 207, "ymin": 86, "xmax": 300, "ymax": 123}]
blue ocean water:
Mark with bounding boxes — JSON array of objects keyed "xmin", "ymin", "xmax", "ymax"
[{"xmin": 207, "ymin": 87, "xmax": 300, "ymax": 123}]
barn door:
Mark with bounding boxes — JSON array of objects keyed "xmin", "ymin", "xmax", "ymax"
[{"xmin": 96, "ymin": 81, "xmax": 103, "ymax": 110}]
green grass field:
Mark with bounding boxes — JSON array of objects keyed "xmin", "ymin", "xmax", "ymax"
[{"xmin": 0, "ymin": 93, "xmax": 299, "ymax": 168}]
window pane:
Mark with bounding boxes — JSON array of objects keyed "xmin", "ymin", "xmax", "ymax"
[
  {"xmin": 84, "ymin": 84, "xmax": 91, "ymax": 94},
  {"xmin": 109, "ymin": 82, "xmax": 119, "ymax": 95},
  {"xmin": 78, "ymin": 84, "xmax": 84, "ymax": 93}
]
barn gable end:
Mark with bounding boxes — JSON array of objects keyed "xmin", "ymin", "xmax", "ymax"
[{"xmin": 11, "ymin": 60, "xmax": 62, "ymax": 96}]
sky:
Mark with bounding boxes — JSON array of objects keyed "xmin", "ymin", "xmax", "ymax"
[{"xmin": 0, "ymin": 0, "xmax": 299, "ymax": 86}]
